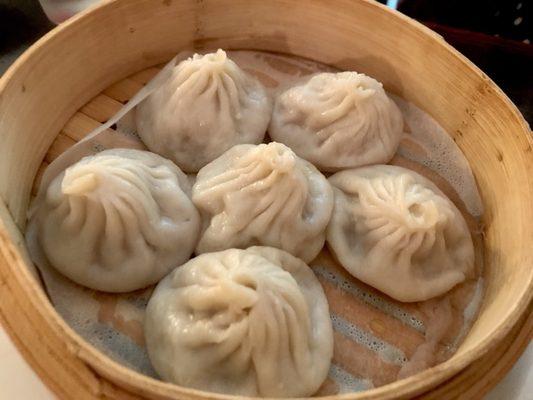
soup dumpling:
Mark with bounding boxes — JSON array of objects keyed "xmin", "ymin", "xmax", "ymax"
[
  {"xmin": 192, "ymin": 142, "xmax": 333, "ymax": 263},
  {"xmin": 144, "ymin": 246, "xmax": 334, "ymax": 397},
  {"xmin": 136, "ymin": 49, "xmax": 272, "ymax": 173},
  {"xmin": 28, "ymin": 149, "xmax": 200, "ymax": 292},
  {"xmin": 327, "ymin": 165, "xmax": 474, "ymax": 302},
  {"xmin": 269, "ymin": 72, "xmax": 403, "ymax": 171}
]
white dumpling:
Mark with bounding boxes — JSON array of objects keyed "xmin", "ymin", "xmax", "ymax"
[
  {"xmin": 192, "ymin": 142, "xmax": 333, "ymax": 262},
  {"xmin": 136, "ymin": 49, "xmax": 272, "ymax": 172},
  {"xmin": 145, "ymin": 246, "xmax": 333, "ymax": 397},
  {"xmin": 28, "ymin": 149, "xmax": 200, "ymax": 292},
  {"xmin": 269, "ymin": 72, "xmax": 403, "ymax": 171},
  {"xmin": 327, "ymin": 165, "xmax": 474, "ymax": 302}
]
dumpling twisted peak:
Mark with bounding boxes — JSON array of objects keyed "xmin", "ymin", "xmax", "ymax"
[
  {"xmin": 61, "ymin": 169, "xmax": 98, "ymax": 196},
  {"xmin": 30, "ymin": 149, "xmax": 200, "ymax": 292},
  {"xmin": 292, "ymin": 72, "xmax": 380, "ymax": 129},
  {"xmin": 189, "ymin": 48, "xmax": 231, "ymax": 69},
  {"xmin": 144, "ymin": 247, "xmax": 333, "ymax": 397},
  {"xmin": 269, "ymin": 71, "xmax": 403, "ymax": 171},
  {"xmin": 170, "ymin": 50, "xmax": 248, "ymax": 118},
  {"xmin": 327, "ymin": 165, "xmax": 474, "ymax": 302},
  {"xmin": 193, "ymin": 143, "xmax": 333, "ymax": 262},
  {"xmin": 251, "ymin": 142, "xmax": 297, "ymax": 173},
  {"xmin": 136, "ymin": 49, "xmax": 272, "ymax": 172},
  {"xmin": 357, "ymin": 174, "xmax": 450, "ymax": 233}
]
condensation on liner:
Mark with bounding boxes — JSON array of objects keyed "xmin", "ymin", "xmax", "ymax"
[{"xmin": 26, "ymin": 50, "xmax": 485, "ymax": 394}]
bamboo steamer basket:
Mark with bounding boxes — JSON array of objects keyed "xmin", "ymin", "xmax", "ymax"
[{"xmin": 0, "ymin": 0, "xmax": 531, "ymax": 399}]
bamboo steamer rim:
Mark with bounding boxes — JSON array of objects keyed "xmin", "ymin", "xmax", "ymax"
[{"xmin": 0, "ymin": 0, "xmax": 531, "ymax": 399}]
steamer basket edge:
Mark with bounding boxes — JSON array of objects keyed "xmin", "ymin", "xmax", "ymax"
[{"xmin": 0, "ymin": 0, "xmax": 532, "ymax": 399}]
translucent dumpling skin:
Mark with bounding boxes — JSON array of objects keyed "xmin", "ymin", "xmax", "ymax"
[
  {"xmin": 144, "ymin": 247, "xmax": 334, "ymax": 397},
  {"xmin": 327, "ymin": 165, "xmax": 474, "ymax": 302},
  {"xmin": 29, "ymin": 149, "xmax": 200, "ymax": 292},
  {"xmin": 269, "ymin": 72, "xmax": 403, "ymax": 171},
  {"xmin": 136, "ymin": 49, "xmax": 272, "ymax": 173},
  {"xmin": 192, "ymin": 142, "xmax": 333, "ymax": 262}
]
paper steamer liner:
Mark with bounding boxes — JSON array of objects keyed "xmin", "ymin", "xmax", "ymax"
[{"xmin": 25, "ymin": 50, "xmax": 485, "ymax": 394}]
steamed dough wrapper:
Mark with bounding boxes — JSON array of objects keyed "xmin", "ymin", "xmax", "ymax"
[
  {"xmin": 193, "ymin": 142, "xmax": 334, "ymax": 263},
  {"xmin": 327, "ymin": 165, "xmax": 474, "ymax": 302},
  {"xmin": 136, "ymin": 49, "xmax": 272, "ymax": 172},
  {"xmin": 269, "ymin": 72, "xmax": 403, "ymax": 171},
  {"xmin": 145, "ymin": 247, "xmax": 334, "ymax": 397},
  {"xmin": 29, "ymin": 149, "xmax": 200, "ymax": 292}
]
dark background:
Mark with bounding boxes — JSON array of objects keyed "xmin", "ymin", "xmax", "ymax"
[
  {"xmin": 395, "ymin": 0, "xmax": 532, "ymax": 124},
  {"xmin": 1, "ymin": 0, "xmax": 531, "ymax": 123}
]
